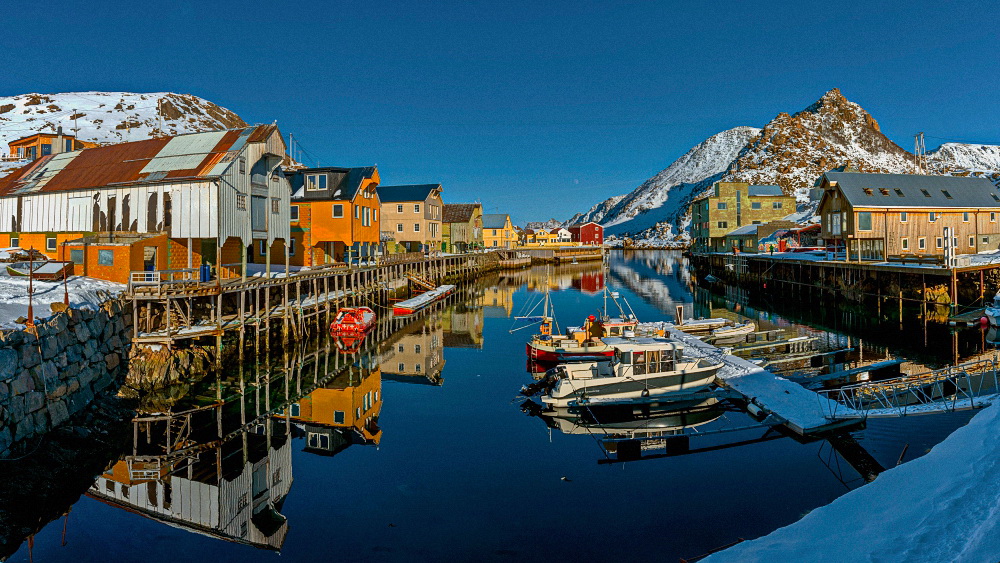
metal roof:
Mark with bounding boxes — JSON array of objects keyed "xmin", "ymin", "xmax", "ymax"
[
  {"xmin": 442, "ymin": 203, "xmax": 480, "ymax": 223},
  {"xmin": 0, "ymin": 125, "xmax": 274, "ymax": 197},
  {"xmin": 748, "ymin": 185, "xmax": 785, "ymax": 197},
  {"xmin": 482, "ymin": 214, "xmax": 509, "ymax": 229},
  {"xmin": 376, "ymin": 184, "xmax": 441, "ymax": 202},
  {"xmin": 726, "ymin": 224, "xmax": 759, "ymax": 236},
  {"xmin": 825, "ymin": 172, "xmax": 1000, "ymax": 209}
]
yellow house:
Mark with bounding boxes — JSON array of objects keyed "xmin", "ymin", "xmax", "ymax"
[{"xmin": 483, "ymin": 214, "xmax": 517, "ymax": 248}]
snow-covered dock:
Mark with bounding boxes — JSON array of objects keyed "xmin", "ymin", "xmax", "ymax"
[{"xmin": 662, "ymin": 324, "xmax": 856, "ymax": 435}]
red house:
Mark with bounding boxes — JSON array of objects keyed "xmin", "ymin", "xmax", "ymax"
[{"xmin": 567, "ymin": 222, "xmax": 603, "ymax": 245}]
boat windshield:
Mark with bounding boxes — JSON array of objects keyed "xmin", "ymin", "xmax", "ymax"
[{"xmin": 626, "ymin": 348, "xmax": 676, "ymax": 375}]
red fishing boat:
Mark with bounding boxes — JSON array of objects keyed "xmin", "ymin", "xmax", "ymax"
[{"xmin": 330, "ymin": 307, "xmax": 376, "ymax": 337}]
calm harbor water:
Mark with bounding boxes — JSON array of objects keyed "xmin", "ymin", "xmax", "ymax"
[{"xmin": 3, "ymin": 250, "xmax": 987, "ymax": 562}]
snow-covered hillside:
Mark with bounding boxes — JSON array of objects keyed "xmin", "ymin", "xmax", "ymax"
[
  {"xmin": 0, "ymin": 92, "xmax": 247, "ymax": 176},
  {"xmin": 571, "ymin": 89, "xmax": 1000, "ymax": 241}
]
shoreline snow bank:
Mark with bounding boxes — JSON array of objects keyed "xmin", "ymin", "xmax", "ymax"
[
  {"xmin": 707, "ymin": 402, "xmax": 1000, "ymax": 562},
  {"xmin": 0, "ymin": 273, "xmax": 123, "ymax": 328}
]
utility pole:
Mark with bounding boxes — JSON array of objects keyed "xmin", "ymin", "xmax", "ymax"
[{"xmin": 914, "ymin": 132, "xmax": 926, "ymax": 174}]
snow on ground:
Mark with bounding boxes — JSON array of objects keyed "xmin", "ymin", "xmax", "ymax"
[
  {"xmin": 0, "ymin": 272, "xmax": 123, "ymax": 328},
  {"xmin": 707, "ymin": 401, "xmax": 1000, "ymax": 562}
]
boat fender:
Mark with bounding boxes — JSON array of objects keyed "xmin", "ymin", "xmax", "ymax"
[
  {"xmin": 640, "ymin": 388, "xmax": 650, "ymax": 398},
  {"xmin": 746, "ymin": 402, "xmax": 764, "ymax": 419}
]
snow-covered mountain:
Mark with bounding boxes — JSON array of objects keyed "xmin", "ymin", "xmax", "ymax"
[
  {"xmin": 0, "ymin": 91, "xmax": 247, "ymax": 176},
  {"xmin": 572, "ymin": 89, "xmax": 1000, "ymax": 242},
  {"xmin": 568, "ymin": 126, "xmax": 760, "ymax": 233},
  {"xmin": 524, "ymin": 218, "xmax": 564, "ymax": 230}
]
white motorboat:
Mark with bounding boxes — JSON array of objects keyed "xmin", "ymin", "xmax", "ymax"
[
  {"xmin": 540, "ymin": 336, "xmax": 722, "ymax": 407},
  {"xmin": 986, "ymin": 291, "xmax": 1000, "ymax": 327}
]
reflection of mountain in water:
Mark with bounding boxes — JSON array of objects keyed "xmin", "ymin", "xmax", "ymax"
[{"xmin": 607, "ymin": 251, "xmax": 695, "ymax": 317}]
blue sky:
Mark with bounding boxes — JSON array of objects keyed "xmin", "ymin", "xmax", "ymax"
[{"xmin": 2, "ymin": 1, "xmax": 997, "ymax": 224}]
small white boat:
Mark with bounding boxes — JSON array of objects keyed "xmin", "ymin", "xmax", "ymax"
[
  {"xmin": 393, "ymin": 284, "xmax": 456, "ymax": 316},
  {"xmin": 708, "ymin": 321, "xmax": 757, "ymax": 342},
  {"xmin": 986, "ymin": 291, "xmax": 1000, "ymax": 327},
  {"xmin": 541, "ymin": 337, "xmax": 723, "ymax": 407}
]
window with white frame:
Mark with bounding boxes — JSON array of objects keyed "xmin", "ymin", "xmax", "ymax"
[
  {"xmin": 236, "ymin": 194, "xmax": 247, "ymax": 211},
  {"xmin": 396, "ymin": 223, "xmax": 403, "ymax": 232},
  {"xmin": 259, "ymin": 240, "xmax": 267, "ymax": 255},
  {"xmin": 414, "ymin": 204, "xmax": 421, "ymax": 213},
  {"xmin": 901, "ymin": 238, "xmax": 908, "ymax": 251},
  {"xmin": 397, "ymin": 204, "xmax": 403, "ymax": 213},
  {"xmin": 919, "ymin": 237, "xmax": 926, "ymax": 250},
  {"xmin": 900, "ymin": 211, "xmax": 907, "ymax": 223},
  {"xmin": 936, "ymin": 237, "xmax": 943, "ymax": 249},
  {"xmin": 963, "ymin": 212, "xmax": 970, "ymax": 222},
  {"xmin": 332, "ymin": 204, "xmax": 344, "ymax": 218},
  {"xmin": 414, "ymin": 223, "xmax": 420, "ymax": 232},
  {"xmin": 970, "ymin": 236, "xmax": 975, "ymax": 247},
  {"xmin": 46, "ymin": 237, "xmax": 56, "ymax": 251},
  {"xmin": 271, "ymin": 198, "xmax": 280, "ymax": 214},
  {"xmin": 9, "ymin": 236, "xmax": 18, "ymax": 247},
  {"xmin": 929, "ymin": 212, "xmax": 937, "ymax": 222},
  {"xmin": 289, "ymin": 240, "xmax": 296, "ymax": 256},
  {"xmin": 355, "ymin": 206, "xmax": 360, "ymax": 219},
  {"xmin": 290, "ymin": 205, "xmax": 299, "ymax": 221},
  {"xmin": 306, "ymin": 174, "xmax": 327, "ymax": 191}
]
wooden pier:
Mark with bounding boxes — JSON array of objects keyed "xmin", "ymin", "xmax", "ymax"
[
  {"xmin": 691, "ymin": 252, "xmax": 1000, "ymax": 314},
  {"xmin": 516, "ymin": 245, "xmax": 605, "ymax": 264},
  {"xmin": 127, "ymin": 251, "xmax": 518, "ymax": 351}
]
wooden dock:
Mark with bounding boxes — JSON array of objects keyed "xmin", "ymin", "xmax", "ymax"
[{"xmin": 127, "ymin": 251, "xmax": 520, "ymax": 351}]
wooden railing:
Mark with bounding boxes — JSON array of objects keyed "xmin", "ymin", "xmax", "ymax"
[{"xmin": 129, "ymin": 268, "xmax": 201, "ymax": 290}]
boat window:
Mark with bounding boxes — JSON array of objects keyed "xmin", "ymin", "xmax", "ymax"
[
  {"xmin": 633, "ymin": 351, "xmax": 646, "ymax": 375},
  {"xmin": 618, "ymin": 350, "xmax": 630, "ymax": 364}
]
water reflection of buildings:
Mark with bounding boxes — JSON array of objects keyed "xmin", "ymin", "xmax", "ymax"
[
  {"xmin": 481, "ymin": 283, "xmax": 515, "ymax": 318},
  {"xmin": 87, "ymin": 342, "xmax": 384, "ymax": 552},
  {"xmin": 442, "ymin": 303, "xmax": 484, "ymax": 348},
  {"xmin": 285, "ymin": 366, "xmax": 383, "ymax": 455},
  {"xmin": 380, "ymin": 314, "xmax": 446, "ymax": 385},
  {"xmin": 91, "ymin": 420, "xmax": 293, "ymax": 550}
]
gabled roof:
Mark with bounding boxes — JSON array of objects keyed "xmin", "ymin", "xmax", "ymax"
[
  {"xmin": 442, "ymin": 203, "xmax": 481, "ymax": 223},
  {"xmin": 824, "ymin": 172, "xmax": 1000, "ymax": 209},
  {"xmin": 482, "ymin": 214, "xmax": 509, "ymax": 229},
  {"xmin": 748, "ymin": 185, "xmax": 785, "ymax": 197},
  {"xmin": 377, "ymin": 184, "xmax": 441, "ymax": 203},
  {"xmin": 0, "ymin": 125, "xmax": 279, "ymax": 197},
  {"xmin": 568, "ymin": 222, "xmax": 601, "ymax": 229},
  {"xmin": 288, "ymin": 166, "xmax": 377, "ymax": 201}
]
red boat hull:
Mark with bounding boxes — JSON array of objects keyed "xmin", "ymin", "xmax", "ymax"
[{"xmin": 525, "ymin": 342, "xmax": 614, "ymax": 362}]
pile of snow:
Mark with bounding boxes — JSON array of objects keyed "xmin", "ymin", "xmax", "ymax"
[
  {"xmin": 0, "ymin": 272, "xmax": 123, "ymax": 328},
  {"xmin": 707, "ymin": 402, "xmax": 1000, "ymax": 562}
]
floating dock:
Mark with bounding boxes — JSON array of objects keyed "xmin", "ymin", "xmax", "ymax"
[{"xmin": 663, "ymin": 325, "xmax": 858, "ymax": 436}]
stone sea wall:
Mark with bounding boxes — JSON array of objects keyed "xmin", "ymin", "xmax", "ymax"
[{"xmin": 0, "ymin": 299, "xmax": 131, "ymax": 455}]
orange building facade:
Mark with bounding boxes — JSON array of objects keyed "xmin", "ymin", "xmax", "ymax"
[
  {"xmin": 7, "ymin": 132, "xmax": 98, "ymax": 160},
  {"xmin": 283, "ymin": 166, "xmax": 382, "ymax": 266}
]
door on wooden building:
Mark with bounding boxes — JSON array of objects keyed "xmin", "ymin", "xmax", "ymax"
[
  {"xmin": 200, "ymin": 239, "xmax": 217, "ymax": 266},
  {"xmin": 143, "ymin": 246, "xmax": 157, "ymax": 271}
]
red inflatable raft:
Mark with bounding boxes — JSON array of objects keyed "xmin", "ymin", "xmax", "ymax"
[{"xmin": 330, "ymin": 307, "xmax": 376, "ymax": 337}]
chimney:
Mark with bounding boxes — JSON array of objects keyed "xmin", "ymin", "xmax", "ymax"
[{"xmin": 55, "ymin": 126, "xmax": 64, "ymax": 155}]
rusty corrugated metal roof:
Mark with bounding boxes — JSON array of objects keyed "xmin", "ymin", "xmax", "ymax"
[{"xmin": 0, "ymin": 125, "xmax": 273, "ymax": 197}]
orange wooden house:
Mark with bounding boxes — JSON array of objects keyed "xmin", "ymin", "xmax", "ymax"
[
  {"xmin": 7, "ymin": 130, "xmax": 98, "ymax": 160},
  {"xmin": 283, "ymin": 166, "xmax": 381, "ymax": 266}
]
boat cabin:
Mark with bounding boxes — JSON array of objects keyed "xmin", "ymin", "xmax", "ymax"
[{"xmin": 607, "ymin": 337, "xmax": 683, "ymax": 376}]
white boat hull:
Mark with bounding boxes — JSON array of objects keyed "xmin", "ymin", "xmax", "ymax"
[{"xmin": 541, "ymin": 359, "xmax": 721, "ymax": 407}]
